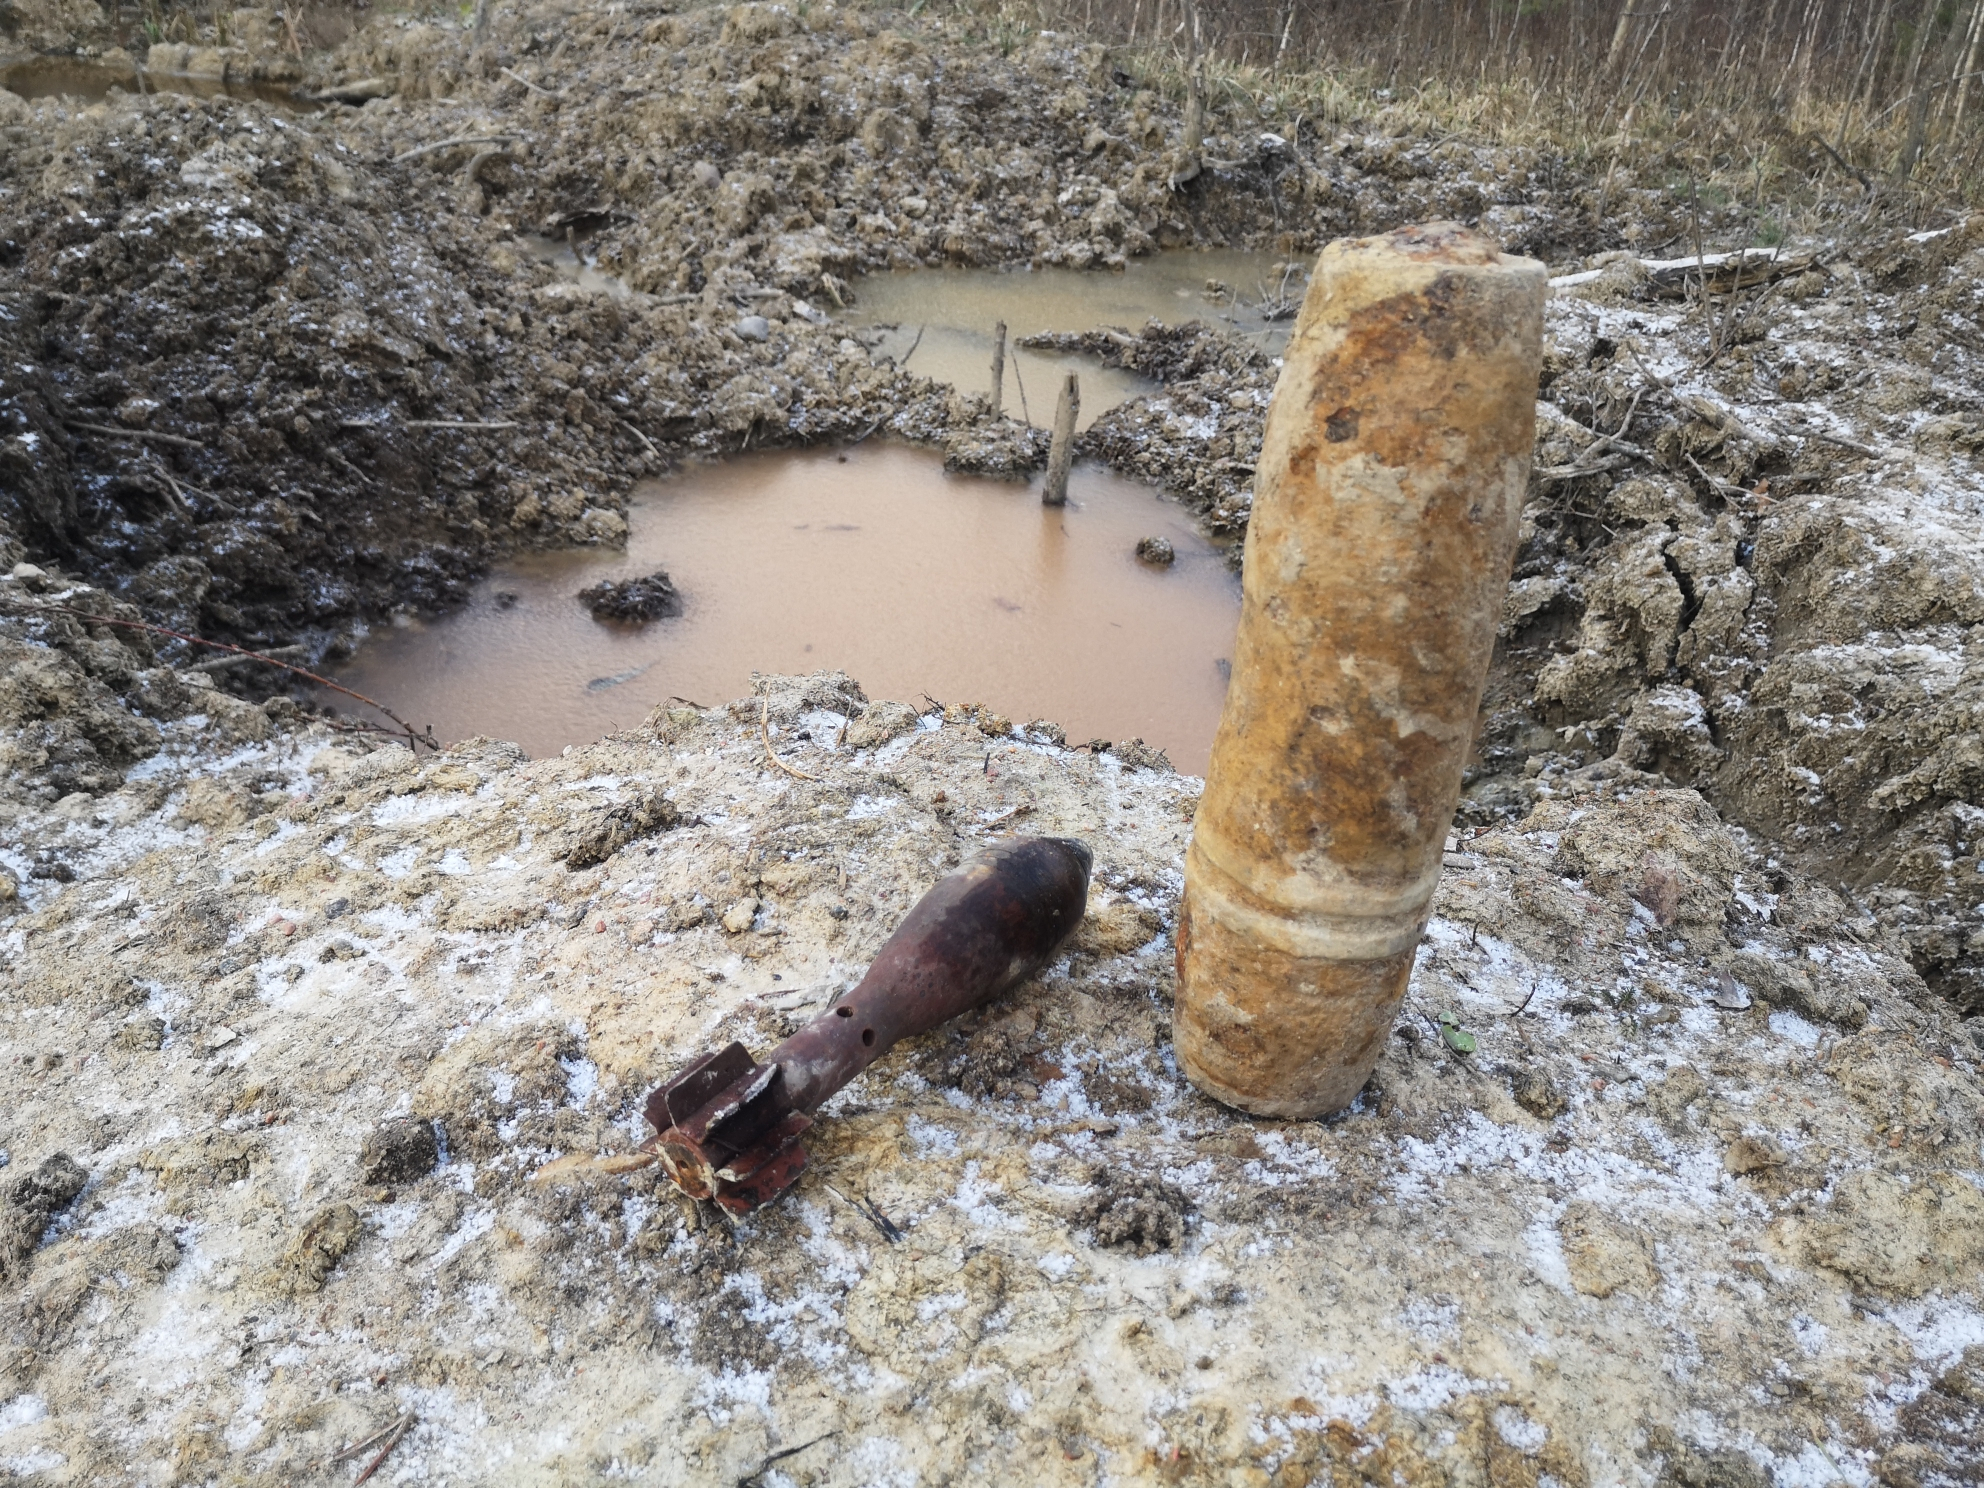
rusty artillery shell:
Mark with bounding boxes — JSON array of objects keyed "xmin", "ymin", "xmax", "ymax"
[{"xmin": 1175, "ymin": 223, "xmax": 1545, "ymax": 1118}]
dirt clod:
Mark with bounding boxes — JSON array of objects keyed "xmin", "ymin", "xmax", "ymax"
[
  {"xmin": 267, "ymin": 1202, "xmax": 362, "ymax": 1296},
  {"xmin": 0, "ymin": 1152, "xmax": 87, "ymax": 1280},
  {"xmin": 578, "ymin": 571, "xmax": 685, "ymax": 624},
  {"xmin": 1081, "ymin": 1175, "xmax": 1191, "ymax": 1255},
  {"xmin": 563, "ymin": 790, "xmax": 682, "ymax": 870},
  {"xmin": 1559, "ymin": 1199, "xmax": 1659, "ymax": 1298},
  {"xmin": 359, "ymin": 1117, "xmax": 441, "ymax": 1186},
  {"xmin": 1509, "ymin": 1066, "xmax": 1566, "ymax": 1120}
]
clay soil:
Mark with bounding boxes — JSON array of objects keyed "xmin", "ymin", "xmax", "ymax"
[{"xmin": 2, "ymin": 0, "xmax": 1983, "ymax": 1484}]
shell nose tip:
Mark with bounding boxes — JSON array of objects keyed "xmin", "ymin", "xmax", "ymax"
[{"xmin": 1053, "ymin": 837, "xmax": 1094, "ymax": 875}]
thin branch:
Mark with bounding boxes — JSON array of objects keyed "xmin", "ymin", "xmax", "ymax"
[
  {"xmin": 330, "ymin": 1412, "xmax": 411, "ymax": 1465},
  {"xmin": 142, "ymin": 451, "xmax": 190, "ymax": 514},
  {"xmin": 64, "ymin": 420, "xmax": 205, "ymax": 450},
  {"xmin": 738, "ymin": 1432, "xmax": 838, "ymax": 1487},
  {"xmin": 500, "ymin": 66, "xmax": 565, "ymax": 97},
  {"xmin": 352, "ymin": 1412, "xmax": 416, "ymax": 1484},
  {"xmin": 0, "ymin": 599, "xmax": 436, "ymax": 751},
  {"xmin": 761, "ymin": 698, "xmax": 820, "ymax": 782},
  {"xmin": 981, "ymin": 799, "xmax": 1036, "ymax": 827},
  {"xmin": 186, "ymin": 643, "xmax": 306, "ymax": 674},
  {"xmin": 392, "ymin": 134, "xmax": 519, "ymax": 163},
  {"xmin": 620, "ymin": 417, "xmax": 659, "ymax": 457},
  {"xmin": 823, "ymin": 1183, "xmax": 902, "ymax": 1242},
  {"xmin": 338, "ymin": 418, "xmax": 520, "ymax": 431}
]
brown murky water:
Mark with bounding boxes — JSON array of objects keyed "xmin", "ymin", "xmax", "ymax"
[
  {"xmin": 853, "ymin": 251, "xmax": 1305, "ymax": 430},
  {"xmin": 0, "ymin": 57, "xmax": 312, "ymax": 110},
  {"xmin": 528, "ymin": 241, "xmax": 1302, "ymax": 431},
  {"xmin": 335, "ymin": 444, "xmax": 1241, "ymax": 773}
]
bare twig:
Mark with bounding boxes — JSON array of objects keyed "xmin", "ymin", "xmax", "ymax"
[
  {"xmin": 1610, "ymin": 387, "xmax": 1645, "ymax": 443},
  {"xmin": 1621, "ymin": 339, "xmax": 1773, "ymax": 446},
  {"xmin": 896, "ymin": 323, "xmax": 926, "ymax": 369},
  {"xmin": 761, "ymin": 698, "xmax": 820, "ymax": 782},
  {"xmin": 1808, "ymin": 132, "xmax": 1874, "ymax": 193},
  {"xmin": 331, "ymin": 1412, "xmax": 411, "ymax": 1465},
  {"xmin": 500, "ymin": 66, "xmax": 565, "ymax": 97},
  {"xmin": 1621, "ymin": 337, "xmax": 1674, "ymax": 393},
  {"xmin": 1685, "ymin": 453, "xmax": 1749, "ymax": 496},
  {"xmin": 620, "ymin": 417, "xmax": 659, "ymax": 458},
  {"xmin": 823, "ymin": 1185, "xmax": 901, "ymax": 1242},
  {"xmin": 339, "ymin": 418, "xmax": 519, "ymax": 431},
  {"xmin": 392, "ymin": 134, "xmax": 518, "ymax": 164},
  {"xmin": 460, "ymin": 147, "xmax": 512, "ymax": 187},
  {"xmin": 1536, "ymin": 391, "xmax": 1652, "ymax": 483},
  {"xmin": 144, "ymin": 453, "xmax": 236, "ymax": 511},
  {"xmin": 64, "ymin": 419, "xmax": 205, "ymax": 450},
  {"xmin": 352, "ymin": 1412, "xmax": 415, "ymax": 1483},
  {"xmin": 738, "ymin": 1432, "xmax": 837, "ymax": 1487},
  {"xmin": 1683, "ymin": 175, "xmax": 1704, "ymax": 306},
  {"xmin": 326, "ymin": 447, "xmax": 378, "ymax": 488},
  {"xmin": 142, "ymin": 451, "xmax": 190, "ymax": 514},
  {"xmin": 0, "ymin": 599, "xmax": 436, "ymax": 751},
  {"xmin": 1534, "ymin": 451, "xmax": 1639, "ymax": 484},
  {"xmin": 187, "ymin": 643, "xmax": 305, "ymax": 674},
  {"xmin": 1807, "ymin": 428, "xmax": 1879, "ymax": 456}
]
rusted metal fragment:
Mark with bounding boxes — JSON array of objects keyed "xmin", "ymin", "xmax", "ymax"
[
  {"xmin": 644, "ymin": 835, "xmax": 1092, "ymax": 1213},
  {"xmin": 1175, "ymin": 222, "xmax": 1546, "ymax": 1119}
]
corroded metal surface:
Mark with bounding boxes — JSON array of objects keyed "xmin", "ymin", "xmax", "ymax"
[
  {"xmin": 1176, "ymin": 222, "xmax": 1546, "ymax": 1118},
  {"xmin": 645, "ymin": 836, "xmax": 1092, "ymax": 1212}
]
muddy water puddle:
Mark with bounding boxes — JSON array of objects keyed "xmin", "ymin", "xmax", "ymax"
[
  {"xmin": 851, "ymin": 251, "xmax": 1304, "ymax": 429},
  {"xmin": 0, "ymin": 57, "xmax": 312, "ymax": 109},
  {"xmin": 533, "ymin": 239, "xmax": 1302, "ymax": 429},
  {"xmin": 336, "ymin": 444, "xmax": 1240, "ymax": 772}
]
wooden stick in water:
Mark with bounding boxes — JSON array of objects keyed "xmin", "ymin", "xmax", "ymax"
[
  {"xmin": 989, "ymin": 320, "xmax": 1006, "ymax": 417},
  {"xmin": 1043, "ymin": 372, "xmax": 1079, "ymax": 506}
]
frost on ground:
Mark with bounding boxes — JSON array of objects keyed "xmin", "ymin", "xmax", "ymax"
[
  {"xmin": 2, "ymin": 0, "xmax": 1981, "ymax": 1012},
  {"xmin": 3, "ymin": 1, "xmax": 1984, "ymax": 1481},
  {"xmin": 1, "ymin": 666, "xmax": 1981, "ymax": 1486}
]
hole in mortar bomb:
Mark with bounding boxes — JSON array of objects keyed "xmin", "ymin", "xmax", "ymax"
[
  {"xmin": 862, "ymin": 1028, "xmax": 877, "ymax": 1047},
  {"xmin": 836, "ymin": 1006, "xmax": 854, "ymax": 1019}
]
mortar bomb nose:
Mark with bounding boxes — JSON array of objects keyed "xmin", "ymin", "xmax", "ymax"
[{"xmin": 1045, "ymin": 837, "xmax": 1093, "ymax": 877}]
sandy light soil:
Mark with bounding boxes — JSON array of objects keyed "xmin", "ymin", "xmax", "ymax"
[{"xmin": 0, "ymin": 666, "xmax": 1980, "ymax": 1485}]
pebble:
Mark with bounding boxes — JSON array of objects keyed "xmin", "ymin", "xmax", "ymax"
[{"xmin": 736, "ymin": 315, "xmax": 771, "ymax": 342}]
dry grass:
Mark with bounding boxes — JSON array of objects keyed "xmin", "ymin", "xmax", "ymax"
[{"xmin": 932, "ymin": 0, "xmax": 1984, "ymax": 226}]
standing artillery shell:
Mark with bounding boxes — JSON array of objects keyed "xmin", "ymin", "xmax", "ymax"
[{"xmin": 1175, "ymin": 223, "xmax": 1546, "ymax": 1118}]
